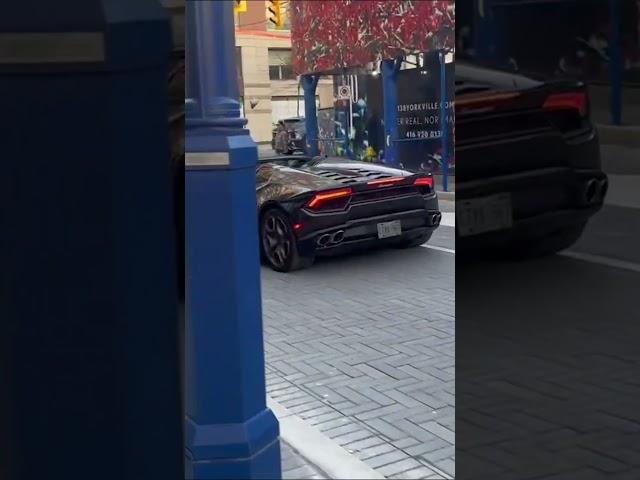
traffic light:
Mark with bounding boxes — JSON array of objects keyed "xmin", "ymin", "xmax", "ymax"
[
  {"xmin": 234, "ymin": 0, "xmax": 247, "ymax": 14},
  {"xmin": 267, "ymin": 0, "xmax": 282, "ymax": 29}
]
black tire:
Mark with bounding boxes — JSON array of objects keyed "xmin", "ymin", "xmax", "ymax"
[
  {"xmin": 502, "ymin": 221, "xmax": 587, "ymax": 260},
  {"xmin": 260, "ymin": 208, "xmax": 314, "ymax": 272},
  {"xmin": 395, "ymin": 231, "xmax": 433, "ymax": 249}
]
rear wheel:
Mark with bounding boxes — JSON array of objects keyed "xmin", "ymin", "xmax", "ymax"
[{"xmin": 261, "ymin": 208, "xmax": 314, "ymax": 272}]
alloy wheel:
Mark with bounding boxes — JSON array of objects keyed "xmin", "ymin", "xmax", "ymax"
[{"xmin": 262, "ymin": 213, "xmax": 292, "ymax": 269}]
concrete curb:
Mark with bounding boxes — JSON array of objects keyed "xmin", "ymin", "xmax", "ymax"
[
  {"xmin": 600, "ymin": 144, "xmax": 640, "ymax": 175},
  {"xmin": 437, "ymin": 190, "xmax": 455, "ymax": 201},
  {"xmin": 267, "ymin": 396, "xmax": 386, "ymax": 480},
  {"xmin": 597, "ymin": 124, "xmax": 640, "ymax": 148}
]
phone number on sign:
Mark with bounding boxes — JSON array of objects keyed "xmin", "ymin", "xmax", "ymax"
[{"xmin": 404, "ymin": 130, "xmax": 442, "ymax": 139}]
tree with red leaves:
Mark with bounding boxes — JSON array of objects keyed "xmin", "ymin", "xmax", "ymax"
[{"xmin": 291, "ymin": 0, "xmax": 454, "ymax": 75}]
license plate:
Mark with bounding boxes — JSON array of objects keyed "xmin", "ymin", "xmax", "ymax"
[
  {"xmin": 457, "ymin": 193, "xmax": 513, "ymax": 237},
  {"xmin": 377, "ymin": 220, "xmax": 402, "ymax": 239}
]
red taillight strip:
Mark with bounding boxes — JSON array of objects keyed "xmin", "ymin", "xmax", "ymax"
[
  {"xmin": 367, "ymin": 176, "xmax": 405, "ymax": 187},
  {"xmin": 456, "ymin": 92, "xmax": 521, "ymax": 110},
  {"xmin": 543, "ymin": 92, "xmax": 587, "ymax": 116},
  {"xmin": 413, "ymin": 177, "xmax": 433, "ymax": 187},
  {"xmin": 306, "ymin": 187, "xmax": 352, "ymax": 209}
]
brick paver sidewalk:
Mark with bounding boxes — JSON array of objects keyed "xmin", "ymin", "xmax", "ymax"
[{"xmin": 262, "ymin": 246, "xmax": 455, "ymax": 479}]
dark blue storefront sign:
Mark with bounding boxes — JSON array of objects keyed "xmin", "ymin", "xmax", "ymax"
[
  {"xmin": 395, "ymin": 63, "xmax": 455, "ymax": 173},
  {"xmin": 397, "ymin": 100, "xmax": 455, "ymax": 139}
]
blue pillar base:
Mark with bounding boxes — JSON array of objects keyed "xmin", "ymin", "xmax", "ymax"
[
  {"xmin": 185, "ymin": 129, "xmax": 281, "ymax": 480},
  {"xmin": 185, "ymin": 1, "xmax": 281, "ymax": 478},
  {"xmin": 185, "ymin": 409, "xmax": 280, "ymax": 480}
]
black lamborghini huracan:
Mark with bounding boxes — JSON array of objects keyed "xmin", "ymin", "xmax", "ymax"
[
  {"xmin": 456, "ymin": 59, "xmax": 608, "ymax": 258},
  {"xmin": 256, "ymin": 156, "xmax": 441, "ymax": 272}
]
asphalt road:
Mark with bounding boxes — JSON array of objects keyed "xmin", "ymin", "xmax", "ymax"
[
  {"xmin": 429, "ymin": 199, "xmax": 454, "ymax": 252},
  {"xmin": 457, "ymin": 144, "xmax": 640, "ymax": 480}
]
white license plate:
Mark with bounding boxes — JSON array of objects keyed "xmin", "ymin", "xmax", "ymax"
[
  {"xmin": 457, "ymin": 193, "xmax": 513, "ymax": 237},
  {"xmin": 377, "ymin": 220, "xmax": 402, "ymax": 239}
]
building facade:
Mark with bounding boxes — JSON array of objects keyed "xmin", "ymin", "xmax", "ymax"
[{"xmin": 235, "ymin": 0, "xmax": 334, "ymax": 145}]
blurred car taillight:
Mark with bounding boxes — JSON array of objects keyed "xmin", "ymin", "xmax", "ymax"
[
  {"xmin": 414, "ymin": 176, "xmax": 434, "ymax": 194},
  {"xmin": 543, "ymin": 92, "xmax": 588, "ymax": 117},
  {"xmin": 414, "ymin": 177, "xmax": 433, "ymax": 187},
  {"xmin": 305, "ymin": 188, "xmax": 353, "ymax": 211},
  {"xmin": 543, "ymin": 91, "xmax": 588, "ymax": 133},
  {"xmin": 367, "ymin": 177, "xmax": 405, "ymax": 187}
]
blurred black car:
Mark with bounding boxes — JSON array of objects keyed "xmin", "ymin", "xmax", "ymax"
[
  {"xmin": 272, "ymin": 117, "xmax": 306, "ymax": 154},
  {"xmin": 456, "ymin": 60, "xmax": 607, "ymax": 258},
  {"xmin": 256, "ymin": 156, "xmax": 441, "ymax": 272}
]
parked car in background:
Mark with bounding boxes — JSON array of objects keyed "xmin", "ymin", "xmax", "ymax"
[
  {"xmin": 256, "ymin": 155, "xmax": 441, "ymax": 272},
  {"xmin": 271, "ymin": 117, "xmax": 307, "ymax": 154},
  {"xmin": 456, "ymin": 60, "xmax": 607, "ymax": 258}
]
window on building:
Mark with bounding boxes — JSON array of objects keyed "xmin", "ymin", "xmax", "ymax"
[{"xmin": 268, "ymin": 49, "xmax": 295, "ymax": 80}]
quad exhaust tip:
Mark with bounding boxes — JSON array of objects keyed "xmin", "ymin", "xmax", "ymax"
[
  {"xmin": 598, "ymin": 178, "xmax": 608, "ymax": 200},
  {"xmin": 584, "ymin": 178, "xmax": 607, "ymax": 205},
  {"xmin": 317, "ymin": 234, "xmax": 331, "ymax": 247},
  {"xmin": 317, "ymin": 230, "xmax": 345, "ymax": 247},
  {"xmin": 431, "ymin": 213, "xmax": 441, "ymax": 226},
  {"xmin": 332, "ymin": 230, "xmax": 345, "ymax": 244},
  {"xmin": 584, "ymin": 178, "xmax": 600, "ymax": 204}
]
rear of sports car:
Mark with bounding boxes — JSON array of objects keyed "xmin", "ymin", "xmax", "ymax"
[
  {"xmin": 456, "ymin": 75, "xmax": 607, "ymax": 257},
  {"xmin": 290, "ymin": 174, "xmax": 441, "ymax": 259}
]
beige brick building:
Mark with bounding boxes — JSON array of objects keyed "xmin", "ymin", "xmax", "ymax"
[
  {"xmin": 163, "ymin": 0, "xmax": 333, "ymax": 145},
  {"xmin": 234, "ymin": 0, "xmax": 333, "ymax": 144}
]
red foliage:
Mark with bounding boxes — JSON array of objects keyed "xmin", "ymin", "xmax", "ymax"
[{"xmin": 291, "ymin": 0, "xmax": 454, "ymax": 75}]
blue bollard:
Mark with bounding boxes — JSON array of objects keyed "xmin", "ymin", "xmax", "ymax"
[
  {"xmin": 302, "ymin": 74, "xmax": 320, "ymax": 157},
  {"xmin": 609, "ymin": 0, "xmax": 623, "ymax": 126},
  {"xmin": 184, "ymin": 1, "xmax": 281, "ymax": 478},
  {"xmin": 439, "ymin": 50, "xmax": 449, "ymax": 193},
  {"xmin": 382, "ymin": 57, "xmax": 402, "ymax": 167},
  {"xmin": 0, "ymin": 1, "xmax": 182, "ymax": 479},
  {"xmin": 474, "ymin": 0, "xmax": 496, "ymax": 62}
]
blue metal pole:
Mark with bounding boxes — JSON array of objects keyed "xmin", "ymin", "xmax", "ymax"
[
  {"xmin": 474, "ymin": 0, "xmax": 494, "ymax": 61},
  {"xmin": 439, "ymin": 50, "xmax": 449, "ymax": 193},
  {"xmin": 184, "ymin": 1, "xmax": 281, "ymax": 479},
  {"xmin": 381, "ymin": 58, "xmax": 401, "ymax": 167},
  {"xmin": 301, "ymin": 74, "xmax": 320, "ymax": 156},
  {"xmin": 1, "ymin": 2, "xmax": 182, "ymax": 479},
  {"xmin": 609, "ymin": 0, "xmax": 623, "ymax": 125}
]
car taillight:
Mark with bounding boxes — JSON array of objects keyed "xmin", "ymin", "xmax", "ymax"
[
  {"xmin": 414, "ymin": 177, "xmax": 433, "ymax": 187},
  {"xmin": 543, "ymin": 92, "xmax": 587, "ymax": 117},
  {"xmin": 367, "ymin": 177, "xmax": 405, "ymax": 188},
  {"xmin": 456, "ymin": 92, "xmax": 521, "ymax": 112},
  {"xmin": 413, "ymin": 177, "xmax": 433, "ymax": 194},
  {"xmin": 306, "ymin": 187, "xmax": 352, "ymax": 211}
]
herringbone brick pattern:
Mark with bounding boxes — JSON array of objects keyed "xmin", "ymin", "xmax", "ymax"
[{"xmin": 262, "ymin": 246, "xmax": 455, "ymax": 479}]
